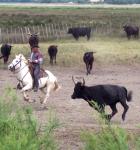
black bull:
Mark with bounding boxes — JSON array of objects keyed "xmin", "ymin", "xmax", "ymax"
[
  {"xmin": 0, "ymin": 44, "xmax": 12, "ymax": 64},
  {"xmin": 123, "ymin": 25, "xmax": 139, "ymax": 39},
  {"xmin": 71, "ymin": 77, "xmax": 132, "ymax": 121},
  {"xmin": 68, "ymin": 27, "xmax": 91, "ymax": 40}
]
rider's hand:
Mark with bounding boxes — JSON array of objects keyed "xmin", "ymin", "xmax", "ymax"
[{"xmin": 28, "ymin": 59, "xmax": 32, "ymax": 63}]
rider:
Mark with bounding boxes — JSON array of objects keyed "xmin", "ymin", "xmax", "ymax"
[{"xmin": 29, "ymin": 45, "xmax": 43, "ymax": 92}]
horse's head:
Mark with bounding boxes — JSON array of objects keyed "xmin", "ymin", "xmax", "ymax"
[{"xmin": 8, "ymin": 54, "xmax": 26, "ymax": 72}]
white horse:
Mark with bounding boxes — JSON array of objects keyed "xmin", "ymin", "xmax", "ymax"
[{"xmin": 8, "ymin": 54, "xmax": 60, "ymax": 104}]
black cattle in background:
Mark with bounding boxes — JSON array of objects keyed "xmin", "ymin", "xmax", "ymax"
[
  {"xmin": 68, "ymin": 27, "xmax": 91, "ymax": 40},
  {"xmin": 48, "ymin": 45, "xmax": 58, "ymax": 65},
  {"xmin": 71, "ymin": 77, "xmax": 132, "ymax": 121},
  {"xmin": 0, "ymin": 44, "xmax": 12, "ymax": 64},
  {"xmin": 83, "ymin": 51, "xmax": 95, "ymax": 75},
  {"xmin": 123, "ymin": 25, "xmax": 139, "ymax": 39},
  {"xmin": 28, "ymin": 33, "xmax": 39, "ymax": 49}
]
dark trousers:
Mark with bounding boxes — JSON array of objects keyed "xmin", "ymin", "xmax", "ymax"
[{"xmin": 33, "ymin": 64, "xmax": 40, "ymax": 89}]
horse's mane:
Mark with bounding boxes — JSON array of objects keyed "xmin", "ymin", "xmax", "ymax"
[{"xmin": 17, "ymin": 54, "xmax": 28, "ymax": 64}]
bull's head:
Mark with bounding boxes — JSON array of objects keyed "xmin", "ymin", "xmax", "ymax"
[
  {"xmin": 27, "ymin": 32, "xmax": 39, "ymax": 36},
  {"xmin": 123, "ymin": 25, "xmax": 128, "ymax": 31},
  {"xmin": 67, "ymin": 28, "xmax": 72, "ymax": 34},
  {"xmin": 71, "ymin": 76, "xmax": 85, "ymax": 99}
]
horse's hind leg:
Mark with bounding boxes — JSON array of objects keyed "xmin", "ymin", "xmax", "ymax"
[
  {"xmin": 39, "ymin": 88, "xmax": 46, "ymax": 104},
  {"xmin": 41, "ymin": 85, "xmax": 53, "ymax": 104}
]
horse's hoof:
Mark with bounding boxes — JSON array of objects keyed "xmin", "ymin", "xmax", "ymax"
[
  {"xmin": 28, "ymin": 99, "xmax": 36, "ymax": 103},
  {"xmin": 24, "ymin": 97, "xmax": 29, "ymax": 102}
]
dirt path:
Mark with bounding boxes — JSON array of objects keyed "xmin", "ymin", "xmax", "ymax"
[{"xmin": 0, "ymin": 64, "xmax": 140, "ymax": 149}]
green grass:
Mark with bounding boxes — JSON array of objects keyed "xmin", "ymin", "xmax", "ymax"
[
  {"xmin": 81, "ymin": 102, "xmax": 140, "ymax": 150},
  {"xmin": 0, "ymin": 87, "xmax": 59, "ymax": 150},
  {"xmin": 6, "ymin": 36, "xmax": 140, "ymax": 67},
  {"xmin": 0, "ymin": 6, "xmax": 140, "ymax": 28}
]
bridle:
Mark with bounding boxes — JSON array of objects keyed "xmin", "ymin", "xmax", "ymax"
[
  {"xmin": 10, "ymin": 57, "xmax": 30, "ymax": 84},
  {"xmin": 11, "ymin": 58, "xmax": 22, "ymax": 72}
]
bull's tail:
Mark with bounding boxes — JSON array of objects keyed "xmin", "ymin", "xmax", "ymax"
[
  {"xmin": 124, "ymin": 87, "xmax": 132, "ymax": 102},
  {"xmin": 127, "ymin": 91, "xmax": 133, "ymax": 102}
]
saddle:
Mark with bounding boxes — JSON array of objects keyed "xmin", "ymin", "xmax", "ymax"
[{"xmin": 28, "ymin": 62, "xmax": 48, "ymax": 78}]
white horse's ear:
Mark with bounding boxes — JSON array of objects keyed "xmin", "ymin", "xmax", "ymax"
[{"xmin": 18, "ymin": 54, "xmax": 22, "ymax": 58}]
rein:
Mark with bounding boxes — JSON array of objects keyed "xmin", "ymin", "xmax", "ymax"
[
  {"xmin": 12, "ymin": 58, "xmax": 30, "ymax": 84},
  {"xmin": 12, "ymin": 59, "xmax": 22, "ymax": 72},
  {"xmin": 17, "ymin": 70, "xmax": 30, "ymax": 86}
]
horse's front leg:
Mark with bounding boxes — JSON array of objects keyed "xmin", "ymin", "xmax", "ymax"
[
  {"xmin": 21, "ymin": 84, "xmax": 32, "ymax": 102},
  {"xmin": 23, "ymin": 91, "xmax": 30, "ymax": 101}
]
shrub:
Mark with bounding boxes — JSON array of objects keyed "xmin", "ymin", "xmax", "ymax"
[
  {"xmin": 0, "ymin": 87, "xmax": 59, "ymax": 150},
  {"xmin": 82, "ymin": 125, "xmax": 129, "ymax": 150},
  {"xmin": 81, "ymin": 101, "xmax": 129, "ymax": 150}
]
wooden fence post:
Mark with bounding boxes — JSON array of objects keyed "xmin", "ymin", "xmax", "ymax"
[
  {"xmin": 21, "ymin": 27, "xmax": 25, "ymax": 43},
  {"xmin": 45, "ymin": 24, "xmax": 48, "ymax": 39},
  {"xmin": 0, "ymin": 28, "xmax": 2, "ymax": 43}
]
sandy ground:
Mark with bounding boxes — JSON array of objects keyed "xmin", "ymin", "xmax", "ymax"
[{"xmin": 0, "ymin": 64, "xmax": 140, "ymax": 149}]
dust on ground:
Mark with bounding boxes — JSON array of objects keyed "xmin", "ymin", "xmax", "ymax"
[{"xmin": 0, "ymin": 64, "xmax": 140, "ymax": 150}]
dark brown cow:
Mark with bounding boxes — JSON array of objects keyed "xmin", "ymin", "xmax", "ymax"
[
  {"xmin": 83, "ymin": 52, "xmax": 95, "ymax": 75},
  {"xmin": 48, "ymin": 45, "xmax": 58, "ymax": 65},
  {"xmin": 123, "ymin": 25, "xmax": 139, "ymax": 39}
]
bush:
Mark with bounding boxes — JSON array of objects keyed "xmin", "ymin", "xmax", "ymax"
[
  {"xmin": 0, "ymin": 87, "xmax": 59, "ymax": 150},
  {"xmin": 82, "ymin": 125, "xmax": 129, "ymax": 150},
  {"xmin": 81, "ymin": 101, "xmax": 130, "ymax": 150}
]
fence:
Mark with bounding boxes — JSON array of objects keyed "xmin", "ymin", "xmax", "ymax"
[{"xmin": 0, "ymin": 22, "xmax": 123, "ymax": 44}]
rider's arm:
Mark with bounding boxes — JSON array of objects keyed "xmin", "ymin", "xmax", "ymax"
[{"xmin": 32, "ymin": 52, "xmax": 43, "ymax": 64}]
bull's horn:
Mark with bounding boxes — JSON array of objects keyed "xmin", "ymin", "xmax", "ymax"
[
  {"xmin": 72, "ymin": 76, "xmax": 76, "ymax": 85},
  {"xmin": 35, "ymin": 32, "xmax": 40, "ymax": 35},
  {"xmin": 27, "ymin": 33, "xmax": 31, "ymax": 35},
  {"xmin": 82, "ymin": 78, "xmax": 85, "ymax": 86}
]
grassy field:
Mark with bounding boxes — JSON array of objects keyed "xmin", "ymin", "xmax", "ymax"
[
  {"xmin": 0, "ymin": 6, "xmax": 140, "ymax": 66},
  {"xmin": 6, "ymin": 37, "xmax": 140, "ymax": 67},
  {"xmin": 0, "ymin": 6, "xmax": 140, "ymax": 29}
]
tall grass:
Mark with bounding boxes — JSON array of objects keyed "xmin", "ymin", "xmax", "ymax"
[
  {"xmin": 82, "ymin": 126, "xmax": 129, "ymax": 150},
  {"xmin": 81, "ymin": 101, "xmax": 140, "ymax": 150},
  {"xmin": 0, "ymin": 87, "xmax": 59, "ymax": 150},
  {"xmin": 0, "ymin": 6, "xmax": 140, "ymax": 28}
]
